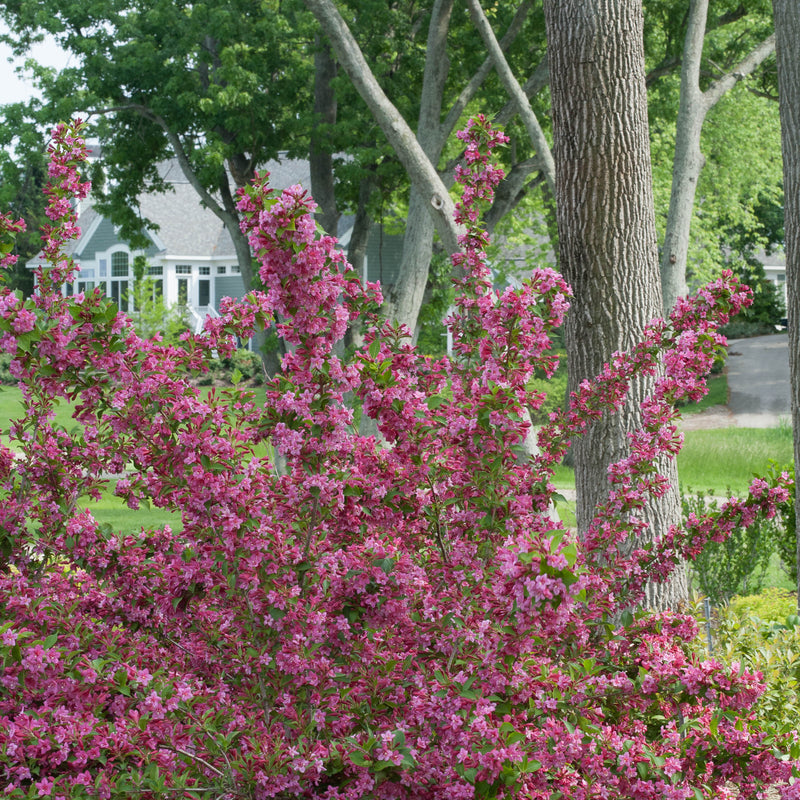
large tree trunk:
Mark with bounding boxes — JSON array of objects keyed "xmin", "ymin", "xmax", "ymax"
[
  {"xmin": 543, "ymin": 0, "xmax": 685, "ymax": 609},
  {"xmin": 771, "ymin": 0, "xmax": 800, "ymax": 613},
  {"xmin": 659, "ymin": 0, "xmax": 775, "ymax": 314}
]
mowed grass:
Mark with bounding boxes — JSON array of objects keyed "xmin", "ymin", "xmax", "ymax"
[
  {"xmin": 0, "ymin": 386, "xmax": 76, "ymax": 436},
  {"xmin": 680, "ymin": 373, "xmax": 727, "ymax": 415},
  {"xmin": 677, "ymin": 426, "xmax": 793, "ymax": 494},
  {"xmin": 548, "ymin": 424, "xmax": 793, "ymax": 497},
  {"xmin": 82, "ymin": 482, "xmax": 183, "ymax": 536}
]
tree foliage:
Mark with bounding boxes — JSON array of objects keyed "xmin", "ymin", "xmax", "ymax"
[
  {"xmin": 0, "ymin": 1, "xmax": 784, "ymax": 322},
  {"xmin": 1, "ymin": 0, "xmax": 314, "ymax": 284},
  {"xmin": 0, "ymin": 105, "xmax": 49, "ymax": 296}
]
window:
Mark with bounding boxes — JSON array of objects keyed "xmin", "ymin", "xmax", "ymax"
[
  {"xmin": 98, "ymin": 259, "xmax": 107, "ymax": 278},
  {"xmin": 178, "ymin": 278, "xmax": 188, "ymax": 306},
  {"xmin": 230, "ymin": 265, "xmax": 241, "ymax": 274},
  {"xmin": 111, "ymin": 252, "xmax": 129, "ymax": 277},
  {"xmin": 77, "ymin": 281, "xmax": 96, "ymax": 294},
  {"xmin": 199, "ymin": 266, "xmax": 211, "ymax": 276},
  {"xmin": 176, "ymin": 264, "xmax": 192, "ymax": 275},
  {"xmin": 198, "ymin": 279, "xmax": 210, "ymax": 307},
  {"xmin": 109, "ymin": 252, "xmax": 130, "ymax": 311},
  {"xmin": 216, "ymin": 266, "xmax": 227, "ymax": 275},
  {"xmin": 148, "ymin": 265, "xmax": 163, "ymax": 276},
  {"xmin": 111, "ymin": 280, "xmax": 129, "ymax": 311}
]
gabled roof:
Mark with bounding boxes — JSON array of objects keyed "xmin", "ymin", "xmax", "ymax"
[
  {"xmin": 138, "ymin": 156, "xmax": 317, "ymax": 259},
  {"xmin": 29, "ymin": 154, "xmax": 327, "ymax": 267}
]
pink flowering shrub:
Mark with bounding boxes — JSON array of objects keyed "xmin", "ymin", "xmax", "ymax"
[{"xmin": 0, "ymin": 118, "xmax": 798, "ymax": 799}]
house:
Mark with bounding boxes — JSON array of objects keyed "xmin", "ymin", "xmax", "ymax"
[
  {"xmin": 760, "ymin": 249, "xmax": 787, "ymax": 307},
  {"xmin": 28, "ymin": 156, "xmax": 404, "ymax": 334}
]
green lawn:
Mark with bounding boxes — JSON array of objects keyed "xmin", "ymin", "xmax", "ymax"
[
  {"xmin": 0, "ymin": 386, "xmax": 76, "ymax": 437},
  {"xmin": 680, "ymin": 373, "xmax": 727, "ymax": 415},
  {"xmin": 677, "ymin": 426, "xmax": 793, "ymax": 494},
  {"xmin": 81, "ymin": 481, "xmax": 183, "ymax": 535},
  {"xmin": 549, "ymin": 425, "xmax": 792, "ymax": 496}
]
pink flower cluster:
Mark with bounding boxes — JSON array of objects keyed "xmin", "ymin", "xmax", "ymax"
[{"xmin": 0, "ymin": 118, "xmax": 797, "ymax": 799}]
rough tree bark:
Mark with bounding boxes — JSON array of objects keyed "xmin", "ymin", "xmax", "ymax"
[
  {"xmin": 771, "ymin": 0, "xmax": 800, "ymax": 612},
  {"xmin": 543, "ymin": 0, "xmax": 686, "ymax": 609},
  {"xmin": 659, "ymin": 0, "xmax": 776, "ymax": 314}
]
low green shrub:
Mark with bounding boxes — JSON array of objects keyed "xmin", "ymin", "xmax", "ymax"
[
  {"xmin": 719, "ymin": 319, "xmax": 779, "ymax": 339},
  {"xmin": 228, "ymin": 348, "xmax": 263, "ymax": 381},
  {"xmin": 528, "ymin": 370, "xmax": 568, "ymax": 425},
  {"xmin": 204, "ymin": 348, "xmax": 264, "ymax": 386},
  {"xmin": 0, "ymin": 352, "xmax": 14, "ymax": 386},
  {"xmin": 711, "ymin": 592, "xmax": 800, "ymax": 743},
  {"xmin": 727, "ymin": 586, "xmax": 798, "ymax": 624},
  {"xmin": 683, "ymin": 489, "xmax": 782, "ymax": 604}
]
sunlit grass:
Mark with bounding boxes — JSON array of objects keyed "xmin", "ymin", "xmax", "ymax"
[
  {"xmin": 80, "ymin": 481, "xmax": 183, "ymax": 535},
  {"xmin": 677, "ymin": 425, "xmax": 793, "ymax": 494},
  {"xmin": 680, "ymin": 373, "xmax": 727, "ymax": 415}
]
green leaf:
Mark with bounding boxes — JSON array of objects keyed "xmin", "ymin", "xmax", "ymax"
[
  {"xmin": 620, "ymin": 609, "xmax": 634, "ymax": 627},
  {"xmin": 373, "ymin": 557, "xmax": 395, "ymax": 575},
  {"xmin": 348, "ymin": 751, "xmax": 371, "ymax": 767},
  {"xmin": 463, "ymin": 767, "xmax": 478, "ymax": 784},
  {"xmin": 561, "ymin": 542, "xmax": 578, "ymax": 567}
]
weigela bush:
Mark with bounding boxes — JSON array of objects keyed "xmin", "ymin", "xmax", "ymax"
[{"xmin": 0, "ymin": 118, "xmax": 798, "ymax": 799}]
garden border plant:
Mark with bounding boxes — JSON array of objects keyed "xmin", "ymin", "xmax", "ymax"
[{"xmin": 0, "ymin": 119, "xmax": 798, "ymax": 799}]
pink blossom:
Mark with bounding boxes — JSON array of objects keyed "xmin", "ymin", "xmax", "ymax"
[{"xmin": 0, "ymin": 117, "xmax": 794, "ymax": 800}]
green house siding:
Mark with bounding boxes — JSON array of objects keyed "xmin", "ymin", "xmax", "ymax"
[
  {"xmin": 215, "ymin": 276, "xmax": 246, "ymax": 305},
  {"xmin": 80, "ymin": 218, "xmax": 159, "ymax": 261},
  {"xmin": 365, "ymin": 225, "xmax": 404, "ymax": 289}
]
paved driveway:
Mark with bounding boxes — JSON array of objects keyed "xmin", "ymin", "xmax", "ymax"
[{"xmin": 726, "ymin": 333, "xmax": 791, "ymax": 428}]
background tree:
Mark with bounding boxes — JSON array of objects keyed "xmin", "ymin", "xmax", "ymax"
[
  {"xmin": 1, "ymin": 1, "xmax": 312, "ymax": 322},
  {"xmin": 771, "ymin": 0, "xmax": 800, "ymax": 611},
  {"xmin": 0, "ymin": 0, "xmax": 318, "ymax": 370},
  {"xmin": 303, "ymin": 0, "xmax": 555, "ymax": 335},
  {"xmin": 1, "ymin": 1, "xmax": 783, "ymax": 338},
  {"xmin": 656, "ymin": 0, "xmax": 776, "ymax": 313},
  {"xmin": 0, "ymin": 106, "xmax": 47, "ymax": 296}
]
